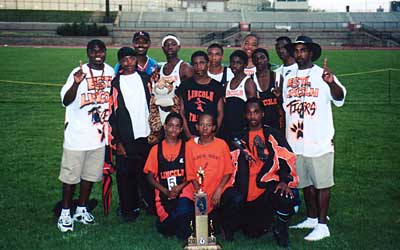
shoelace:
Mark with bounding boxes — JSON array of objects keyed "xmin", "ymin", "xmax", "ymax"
[
  {"xmin": 83, "ymin": 212, "xmax": 95, "ymax": 221},
  {"xmin": 60, "ymin": 215, "xmax": 73, "ymax": 225}
]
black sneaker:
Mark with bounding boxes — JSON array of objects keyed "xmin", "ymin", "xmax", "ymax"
[
  {"xmin": 123, "ymin": 212, "xmax": 139, "ymax": 223},
  {"xmin": 117, "ymin": 207, "xmax": 140, "ymax": 222}
]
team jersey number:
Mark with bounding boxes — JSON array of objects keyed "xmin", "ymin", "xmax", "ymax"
[{"xmin": 167, "ymin": 176, "xmax": 177, "ymax": 190}]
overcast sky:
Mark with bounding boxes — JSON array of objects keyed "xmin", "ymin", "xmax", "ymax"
[{"xmin": 308, "ymin": 0, "xmax": 389, "ymax": 12}]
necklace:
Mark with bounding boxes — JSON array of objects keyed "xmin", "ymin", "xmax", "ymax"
[{"xmin": 88, "ymin": 64, "xmax": 104, "ymax": 105}]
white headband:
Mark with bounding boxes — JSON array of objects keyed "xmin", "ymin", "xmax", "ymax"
[{"xmin": 161, "ymin": 35, "xmax": 180, "ymax": 46}]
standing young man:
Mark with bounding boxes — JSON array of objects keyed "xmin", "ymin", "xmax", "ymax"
[
  {"xmin": 207, "ymin": 43, "xmax": 234, "ymax": 86},
  {"xmin": 114, "ymin": 31, "xmax": 158, "ymax": 76},
  {"xmin": 109, "ymin": 47, "xmax": 153, "ymax": 221},
  {"xmin": 251, "ymin": 48, "xmax": 285, "ymax": 134},
  {"xmin": 220, "ymin": 50, "xmax": 257, "ymax": 144},
  {"xmin": 58, "ymin": 39, "xmax": 114, "ymax": 232},
  {"xmin": 233, "ymin": 98, "xmax": 298, "ymax": 247},
  {"xmin": 274, "ymin": 36, "xmax": 298, "ymax": 79},
  {"xmin": 157, "ymin": 34, "xmax": 193, "ymax": 122},
  {"xmin": 283, "ymin": 36, "xmax": 346, "ymax": 241},
  {"xmin": 177, "ymin": 51, "xmax": 225, "ymax": 139}
]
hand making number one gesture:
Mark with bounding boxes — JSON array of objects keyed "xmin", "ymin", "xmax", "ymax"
[
  {"xmin": 73, "ymin": 60, "xmax": 86, "ymax": 85},
  {"xmin": 322, "ymin": 57, "xmax": 334, "ymax": 84}
]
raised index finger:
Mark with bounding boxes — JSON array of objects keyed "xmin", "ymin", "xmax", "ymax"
[
  {"xmin": 79, "ymin": 60, "xmax": 83, "ymax": 71},
  {"xmin": 323, "ymin": 58, "xmax": 328, "ymax": 69}
]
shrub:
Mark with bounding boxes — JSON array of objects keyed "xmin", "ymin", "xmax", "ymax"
[{"xmin": 56, "ymin": 22, "xmax": 108, "ymax": 36}]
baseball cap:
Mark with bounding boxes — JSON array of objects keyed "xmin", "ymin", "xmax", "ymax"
[
  {"xmin": 132, "ymin": 31, "xmax": 150, "ymax": 42},
  {"xmin": 117, "ymin": 47, "xmax": 137, "ymax": 61}
]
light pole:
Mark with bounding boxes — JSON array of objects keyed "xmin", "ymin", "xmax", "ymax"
[{"xmin": 105, "ymin": 0, "xmax": 111, "ymax": 22}]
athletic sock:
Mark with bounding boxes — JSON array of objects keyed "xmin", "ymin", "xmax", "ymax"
[
  {"xmin": 276, "ymin": 210, "xmax": 290, "ymax": 223},
  {"xmin": 61, "ymin": 208, "xmax": 70, "ymax": 217},
  {"xmin": 317, "ymin": 223, "xmax": 328, "ymax": 229},
  {"xmin": 76, "ymin": 206, "xmax": 87, "ymax": 214},
  {"xmin": 308, "ymin": 217, "xmax": 318, "ymax": 224}
]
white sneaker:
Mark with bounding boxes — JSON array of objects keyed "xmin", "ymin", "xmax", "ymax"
[
  {"xmin": 304, "ymin": 223, "xmax": 330, "ymax": 241},
  {"xmin": 57, "ymin": 214, "xmax": 73, "ymax": 232},
  {"xmin": 290, "ymin": 217, "xmax": 318, "ymax": 229},
  {"xmin": 73, "ymin": 208, "xmax": 95, "ymax": 225}
]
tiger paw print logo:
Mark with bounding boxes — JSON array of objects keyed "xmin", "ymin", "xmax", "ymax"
[{"xmin": 290, "ymin": 121, "xmax": 303, "ymax": 139}]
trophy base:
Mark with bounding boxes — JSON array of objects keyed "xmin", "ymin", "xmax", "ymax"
[
  {"xmin": 184, "ymin": 245, "xmax": 221, "ymax": 250},
  {"xmin": 184, "ymin": 236, "xmax": 221, "ymax": 250}
]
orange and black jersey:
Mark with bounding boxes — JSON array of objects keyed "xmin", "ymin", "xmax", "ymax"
[
  {"xmin": 144, "ymin": 140, "xmax": 187, "ymax": 222},
  {"xmin": 157, "ymin": 141, "xmax": 186, "ymax": 195},
  {"xmin": 234, "ymin": 126, "xmax": 298, "ymax": 201}
]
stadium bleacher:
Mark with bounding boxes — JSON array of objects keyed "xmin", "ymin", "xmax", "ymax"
[
  {"xmin": 0, "ymin": 9, "xmax": 399, "ymax": 47},
  {"xmin": 111, "ymin": 11, "xmax": 400, "ymax": 47}
]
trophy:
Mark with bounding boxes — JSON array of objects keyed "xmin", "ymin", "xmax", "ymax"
[{"xmin": 184, "ymin": 167, "xmax": 221, "ymax": 250}]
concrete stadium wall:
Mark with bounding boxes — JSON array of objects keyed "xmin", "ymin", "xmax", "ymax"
[
  {"xmin": 112, "ymin": 28, "xmax": 212, "ymax": 46},
  {"xmin": 0, "ymin": 21, "xmax": 395, "ymax": 47},
  {"xmin": 0, "ymin": 22, "xmax": 113, "ymax": 46},
  {"xmin": 0, "ymin": 36, "xmax": 113, "ymax": 46},
  {"xmin": 252, "ymin": 29, "xmax": 384, "ymax": 47}
]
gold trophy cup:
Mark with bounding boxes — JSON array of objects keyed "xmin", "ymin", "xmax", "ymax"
[{"xmin": 184, "ymin": 167, "xmax": 221, "ymax": 250}]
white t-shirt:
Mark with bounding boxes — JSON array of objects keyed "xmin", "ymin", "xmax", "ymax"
[
  {"xmin": 282, "ymin": 64, "xmax": 346, "ymax": 157},
  {"xmin": 60, "ymin": 63, "xmax": 114, "ymax": 150},
  {"xmin": 274, "ymin": 63, "xmax": 298, "ymax": 89},
  {"xmin": 120, "ymin": 72, "xmax": 150, "ymax": 139},
  {"xmin": 275, "ymin": 63, "xmax": 298, "ymax": 80},
  {"xmin": 207, "ymin": 67, "xmax": 234, "ymax": 84}
]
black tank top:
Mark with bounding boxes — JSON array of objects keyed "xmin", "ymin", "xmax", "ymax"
[
  {"xmin": 254, "ymin": 71, "xmax": 285, "ymax": 134},
  {"xmin": 221, "ymin": 76, "xmax": 249, "ymax": 142},
  {"xmin": 157, "ymin": 141, "xmax": 186, "ymax": 212}
]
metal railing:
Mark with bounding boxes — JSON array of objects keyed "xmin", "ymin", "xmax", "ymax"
[
  {"xmin": 361, "ymin": 24, "xmax": 400, "ymax": 45},
  {"xmin": 119, "ymin": 20, "xmax": 353, "ymax": 30},
  {"xmin": 359, "ymin": 22, "xmax": 400, "ymax": 30},
  {"xmin": 118, "ymin": 20, "xmax": 400, "ymax": 32},
  {"xmin": 250, "ymin": 21, "xmax": 348, "ymax": 30},
  {"xmin": 119, "ymin": 21, "xmax": 239, "ymax": 29},
  {"xmin": 200, "ymin": 25, "xmax": 240, "ymax": 45}
]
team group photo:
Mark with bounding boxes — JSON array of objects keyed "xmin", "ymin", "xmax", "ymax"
[{"xmin": 0, "ymin": 0, "xmax": 399, "ymax": 249}]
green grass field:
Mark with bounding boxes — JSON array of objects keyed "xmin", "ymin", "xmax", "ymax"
[{"xmin": 0, "ymin": 46, "xmax": 399, "ymax": 250}]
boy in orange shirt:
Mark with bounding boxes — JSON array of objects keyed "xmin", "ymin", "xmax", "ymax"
[
  {"xmin": 233, "ymin": 98, "xmax": 298, "ymax": 247},
  {"xmin": 144, "ymin": 112, "xmax": 193, "ymax": 240},
  {"xmin": 185, "ymin": 113, "xmax": 243, "ymax": 241}
]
